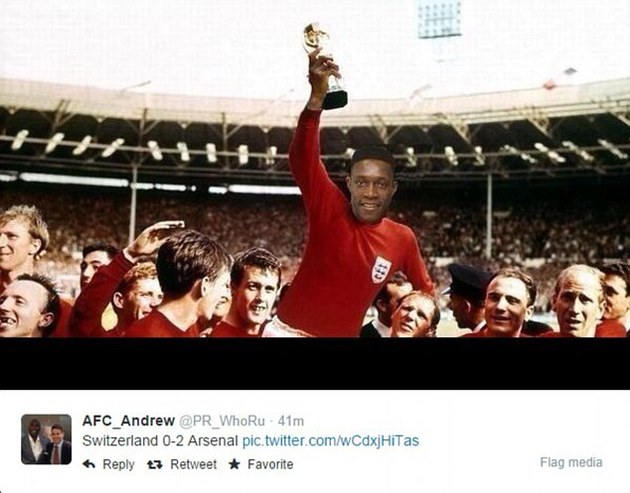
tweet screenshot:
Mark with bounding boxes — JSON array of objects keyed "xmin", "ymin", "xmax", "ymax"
[{"xmin": 2, "ymin": 389, "xmax": 628, "ymax": 493}]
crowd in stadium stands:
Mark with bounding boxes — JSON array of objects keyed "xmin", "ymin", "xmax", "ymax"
[
  {"xmin": 1, "ymin": 181, "xmax": 628, "ymax": 337},
  {"xmin": 2, "ymin": 184, "xmax": 628, "ymax": 303}
]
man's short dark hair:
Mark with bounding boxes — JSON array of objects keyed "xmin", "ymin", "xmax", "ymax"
[
  {"xmin": 231, "ymin": 247, "xmax": 282, "ymax": 288},
  {"xmin": 374, "ymin": 271, "xmax": 409, "ymax": 306},
  {"xmin": 15, "ymin": 273, "xmax": 60, "ymax": 337},
  {"xmin": 489, "ymin": 268, "xmax": 537, "ymax": 307},
  {"xmin": 600, "ymin": 262, "xmax": 630, "ymax": 296},
  {"xmin": 350, "ymin": 146, "xmax": 396, "ymax": 173},
  {"xmin": 156, "ymin": 230, "xmax": 231, "ymax": 297},
  {"xmin": 81, "ymin": 242, "xmax": 119, "ymax": 261}
]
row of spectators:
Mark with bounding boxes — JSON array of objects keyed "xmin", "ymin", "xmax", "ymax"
[{"xmin": 1, "ymin": 180, "xmax": 627, "ymax": 314}]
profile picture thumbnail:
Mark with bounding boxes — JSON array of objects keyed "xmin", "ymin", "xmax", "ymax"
[{"xmin": 21, "ymin": 414, "xmax": 72, "ymax": 465}]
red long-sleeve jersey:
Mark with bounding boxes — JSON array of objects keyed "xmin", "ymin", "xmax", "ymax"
[{"xmin": 276, "ymin": 108, "xmax": 434, "ymax": 337}]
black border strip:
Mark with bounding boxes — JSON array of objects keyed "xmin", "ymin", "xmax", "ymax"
[{"xmin": 2, "ymin": 338, "xmax": 629, "ymax": 390}]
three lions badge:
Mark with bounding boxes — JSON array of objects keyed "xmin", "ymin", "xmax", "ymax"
[{"xmin": 371, "ymin": 256, "xmax": 392, "ymax": 284}]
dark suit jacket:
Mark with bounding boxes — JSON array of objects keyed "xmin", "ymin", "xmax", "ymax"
[
  {"xmin": 360, "ymin": 321, "xmax": 382, "ymax": 338},
  {"xmin": 21, "ymin": 433, "xmax": 50, "ymax": 464},
  {"xmin": 522, "ymin": 320, "xmax": 554, "ymax": 337},
  {"xmin": 40, "ymin": 440, "xmax": 72, "ymax": 465}
]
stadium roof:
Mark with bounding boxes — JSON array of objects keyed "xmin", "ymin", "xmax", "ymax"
[
  {"xmin": 1, "ymin": 76, "xmax": 629, "ymax": 188},
  {"xmin": 1, "ymin": 76, "xmax": 629, "ymax": 128}
]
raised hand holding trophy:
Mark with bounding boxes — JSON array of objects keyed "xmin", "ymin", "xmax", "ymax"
[{"xmin": 302, "ymin": 22, "xmax": 348, "ymax": 110}]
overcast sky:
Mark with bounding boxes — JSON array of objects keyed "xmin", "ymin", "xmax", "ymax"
[{"xmin": 1, "ymin": 0, "xmax": 628, "ymax": 101}]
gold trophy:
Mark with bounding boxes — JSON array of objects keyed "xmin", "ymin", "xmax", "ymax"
[{"xmin": 302, "ymin": 22, "xmax": 348, "ymax": 110}]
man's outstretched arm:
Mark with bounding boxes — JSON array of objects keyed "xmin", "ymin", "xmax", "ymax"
[{"xmin": 289, "ymin": 47, "xmax": 342, "ymax": 204}]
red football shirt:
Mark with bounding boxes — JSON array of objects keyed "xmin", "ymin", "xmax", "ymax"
[{"xmin": 277, "ymin": 108, "xmax": 434, "ymax": 337}]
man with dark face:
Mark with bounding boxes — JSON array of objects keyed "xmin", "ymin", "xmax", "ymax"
[
  {"xmin": 21, "ymin": 418, "xmax": 50, "ymax": 464},
  {"xmin": 271, "ymin": 46, "xmax": 434, "ymax": 337}
]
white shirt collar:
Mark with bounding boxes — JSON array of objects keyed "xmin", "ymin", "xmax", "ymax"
[{"xmin": 373, "ymin": 318, "xmax": 391, "ymax": 338}]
